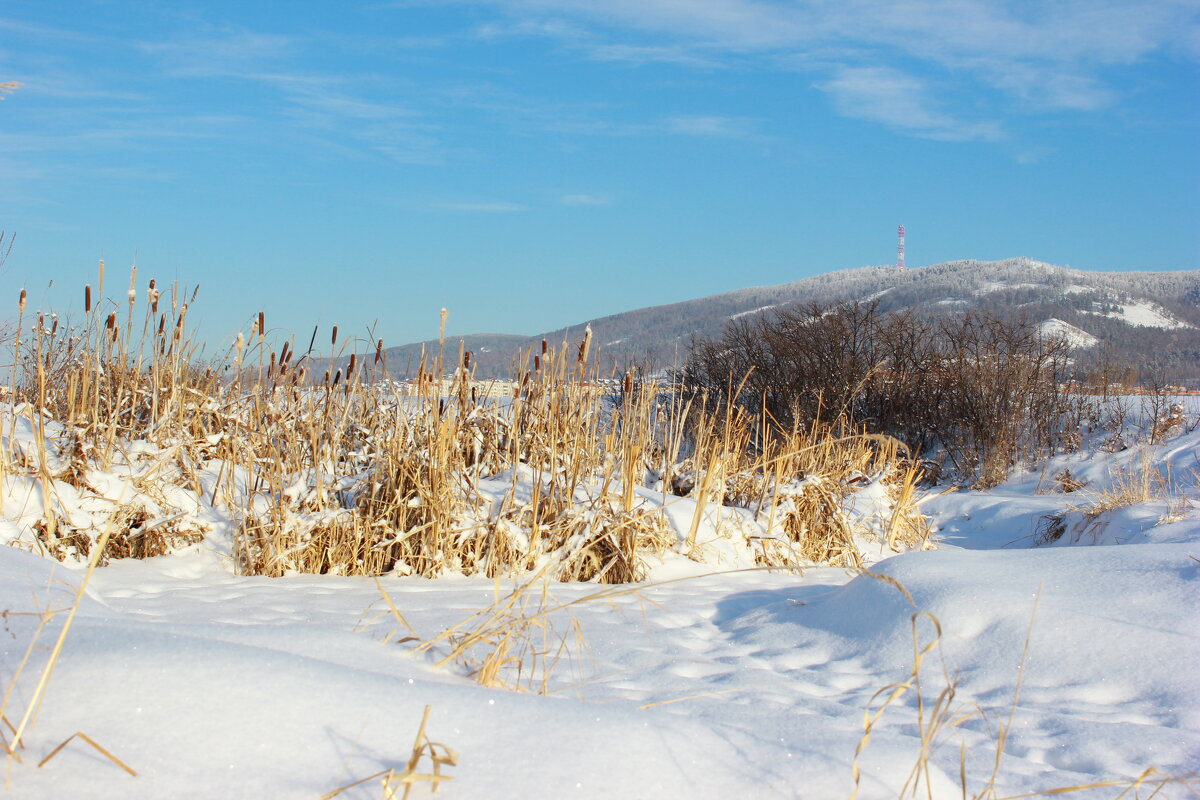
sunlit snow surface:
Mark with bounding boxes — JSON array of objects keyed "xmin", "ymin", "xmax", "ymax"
[{"xmin": 1, "ymin": 407, "xmax": 1198, "ymax": 798}]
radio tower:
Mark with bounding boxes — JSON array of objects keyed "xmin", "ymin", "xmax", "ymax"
[{"xmin": 897, "ymin": 225, "xmax": 906, "ymax": 270}]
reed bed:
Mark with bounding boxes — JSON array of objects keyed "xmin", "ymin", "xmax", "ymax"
[{"xmin": 4, "ymin": 264, "xmax": 931, "ymax": 580}]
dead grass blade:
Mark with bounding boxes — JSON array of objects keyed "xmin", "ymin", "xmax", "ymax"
[
  {"xmin": 37, "ymin": 731, "xmax": 137, "ymax": 776},
  {"xmin": 322, "ymin": 705, "xmax": 457, "ymax": 800}
]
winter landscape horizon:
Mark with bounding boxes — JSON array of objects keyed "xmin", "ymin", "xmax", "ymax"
[{"xmin": 1, "ymin": 1, "xmax": 1198, "ymax": 798}]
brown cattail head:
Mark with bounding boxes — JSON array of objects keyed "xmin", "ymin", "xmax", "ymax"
[
  {"xmin": 624, "ymin": 371, "xmax": 633, "ymax": 396},
  {"xmin": 332, "ymin": 369, "xmax": 341, "ymax": 388},
  {"xmin": 279, "ymin": 342, "xmax": 290, "ymax": 365},
  {"xmin": 541, "ymin": 339, "xmax": 548, "ymax": 355},
  {"xmin": 534, "ymin": 355, "xmax": 540, "ymax": 372},
  {"xmin": 50, "ymin": 317, "xmax": 58, "ymax": 336},
  {"xmin": 258, "ymin": 311, "xmax": 265, "ymax": 341},
  {"xmin": 331, "ymin": 325, "xmax": 338, "ymax": 346},
  {"xmin": 105, "ymin": 311, "xmax": 116, "ymax": 330},
  {"xmin": 463, "ymin": 351, "xmax": 471, "ymax": 370},
  {"xmin": 375, "ymin": 338, "xmax": 384, "ymax": 365},
  {"xmin": 347, "ymin": 353, "xmax": 357, "ymax": 378},
  {"xmin": 18, "ymin": 288, "xmax": 26, "ymax": 314},
  {"xmin": 268, "ymin": 351, "xmax": 277, "ymax": 375},
  {"xmin": 158, "ymin": 314, "xmax": 166, "ymax": 336},
  {"xmin": 85, "ymin": 285, "xmax": 91, "ymax": 313}
]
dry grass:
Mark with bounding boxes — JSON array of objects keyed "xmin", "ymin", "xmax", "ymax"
[
  {"xmin": 322, "ymin": 705, "xmax": 457, "ymax": 800},
  {"xmin": 4, "ymin": 264, "xmax": 931, "ymax": 581},
  {"xmin": 851, "ymin": 584, "xmax": 1192, "ymax": 800},
  {"xmin": 2, "ymin": 512, "xmax": 136, "ymax": 784}
]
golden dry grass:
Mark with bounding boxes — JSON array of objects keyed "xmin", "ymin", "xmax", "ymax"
[{"xmin": 6, "ymin": 264, "xmax": 931, "ymax": 581}]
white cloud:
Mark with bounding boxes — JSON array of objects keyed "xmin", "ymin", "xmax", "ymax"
[
  {"xmin": 560, "ymin": 193, "xmax": 612, "ymax": 205},
  {"xmin": 816, "ymin": 66, "xmax": 1002, "ymax": 142},
  {"xmin": 436, "ymin": 201, "xmax": 528, "ymax": 212},
  {"xmin": 466, "ymin": 0, "xmax": 1200, "ymax": 129},
  {"xmin": 662, "ymin": 114, "xmax": 755, "ymax": 138}
]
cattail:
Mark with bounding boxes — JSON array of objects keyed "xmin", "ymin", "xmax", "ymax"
[
  {"xmin": 105, "ymin": 312, "xmax": 116, "ymax": 330},
  {"xmin": 84, "ymin": 285, "xmax": 92, "ymax": 313},
  {"xmin": 268, "ymin": 351, "xmax": 277, "ymax": 375},
  {"xmin": 624, "ymin": 371, "xmax": 633, "ymax": 396},
  {"xmin": 541, "ymin": 339, "xmax": 548, "ymax": 355},
  {"xmin": 258, "ymin": 311, "xmax": 265, "ymax": 341},
  {"xmin": 577, "ymin": 325, "xmax": 592, "ymax": 366},
  {"xmin": 463, "ymin": 351, "xmax": 471, "ymax": 370},
  {"xmin": 375, "ymin": 338, "xmax": 384, "ymax": 365},
  {"xmin": 279, "ymin": 342, "xmax": 290, "ymax": 365},
  {"xmin": 331, "ymin": 325, "xmax": 338, "ymax": 346},
  {"xmin": 18, "ymin": 288, "xmax": 26, "ymax": 314},
  {"xmin": 158, "ymin": 314, "xmax": 166, "ymax": 336},
  {"xmin": 332, "ymin": 369, "xmax": 342, "ymax": 388},
  {"xmin": 534, "ymin": 355, "xmax": 540, "ymax": 372},
  {"xmin": 347, "ymin": 353, "xmax": 356, "ymax": 379},
  {"xmin": 128, "ymin": 264, "xmax": 137, "ymax": 305},
  {"xmin": 50, "ymin": 317, "xmax": 58, "ymax": 336}
]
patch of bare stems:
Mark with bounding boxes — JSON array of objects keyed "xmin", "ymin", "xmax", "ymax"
[{"xmin": 686, "ymin": 300, "xmax": 1100, "ymax": 488}]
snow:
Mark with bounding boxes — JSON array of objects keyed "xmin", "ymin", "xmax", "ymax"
[
  {"xmin": 2, "ymin": 411, "xmax": 1199, "ymax": 798},
  {"xmin": 729, "ymin": 304, "xmax": 777, "ymax": 320},
  {"xmin": 1038, "ymin": 318, "xmax": 1099, "ymax": 349},
  {"xmin": 1087, "ymin": 300, "xmax": 1193, "ymax": 330}
]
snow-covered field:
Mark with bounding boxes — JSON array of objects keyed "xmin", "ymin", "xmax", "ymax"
[{"xmin": 1, "ymin": 404, "xmax": 1198, "ymax": 798}]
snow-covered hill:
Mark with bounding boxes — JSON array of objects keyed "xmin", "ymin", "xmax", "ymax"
[{"xmin": 376, "ymin": 258, "xmax": 1199, "ymax": 379}]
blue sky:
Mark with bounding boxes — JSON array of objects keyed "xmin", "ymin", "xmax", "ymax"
[{"xmin": 1, "ymin": 1, "xmax": 1197, "ymax": 352}]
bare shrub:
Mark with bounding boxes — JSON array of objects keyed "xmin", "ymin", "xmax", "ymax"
[{"xmin": 686, "ymin": 302, "xmax": 1079, "ymax": 486}]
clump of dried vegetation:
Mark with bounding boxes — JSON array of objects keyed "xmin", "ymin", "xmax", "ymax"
[{"xmin": 2, "ymin": 263, "xmax": 930, "ymax": 581}]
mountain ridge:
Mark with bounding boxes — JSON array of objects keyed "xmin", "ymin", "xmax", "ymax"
[{"xmin": 367, "ymin": 258, "xmax": 1200, "ymax": 382}]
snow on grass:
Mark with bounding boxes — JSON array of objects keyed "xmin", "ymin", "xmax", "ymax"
[{"xmin": 1, "ymin": 425, "xmax": 1198, "ymax": 798}]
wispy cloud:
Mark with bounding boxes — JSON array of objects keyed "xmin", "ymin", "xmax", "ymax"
[
  {"xmin": 436, "ymin": 201, "xmax": 528, "ymax": 212},
  {"xmin": 560, "ymin": 193, "xmax": 612, "ymax": 206},
  {"xmin": 138, "ymin": 30, "xmax": 298, "ymax": 77},
  {"xmin": 661, "ymin": 114, "xmax": 755, "ymax": 138},
  {"xmin": 816, "ymin": 66, "xmax": 1002, "ymax": 142},
  {"xmin": 464, "ymin": 0, "xmax": 1200, "ymax": 134},
  {"xmin": 583, "ymin": 43, "xmax": 726, "ymax": 69}
]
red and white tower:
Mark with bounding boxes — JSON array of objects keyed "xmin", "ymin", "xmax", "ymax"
[{"xmin": 897, "ymin": 225, "xmax": 906, "ymax": 269}]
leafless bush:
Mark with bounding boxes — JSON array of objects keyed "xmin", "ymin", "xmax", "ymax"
[{"xmin": 686, "ymin": 302, "xmax": 1079, "ymax": 486}]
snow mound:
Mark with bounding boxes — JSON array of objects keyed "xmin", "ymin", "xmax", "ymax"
[{"xmin": 1038, "ymin": 318, "xmax": 1098, "ymax": 348}]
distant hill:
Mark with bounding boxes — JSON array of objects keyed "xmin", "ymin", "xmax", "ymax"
[{"xmin": 365, "ymin": 258, "xmax": 1200, "ymax": 383}]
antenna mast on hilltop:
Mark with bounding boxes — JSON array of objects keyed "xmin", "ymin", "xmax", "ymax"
[{"xmin": 897, "ymin": 225, "xmax": 906, "ymax": 270}]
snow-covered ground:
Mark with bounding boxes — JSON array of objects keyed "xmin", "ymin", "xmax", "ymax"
[{"xmin": 1, "ymin": 405, "xmax": 1198, "ymax": 798}]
